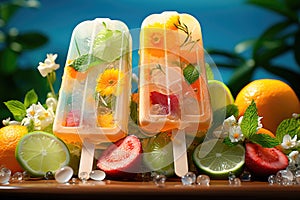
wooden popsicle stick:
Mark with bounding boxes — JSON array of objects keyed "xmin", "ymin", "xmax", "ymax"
[
  {"xmin": 78, "ymin": 139, "xmax": 95, "ymax": 179},
  {"xmin": 172, "ymin": 129, "xmax": 188, "ymax": 177}
]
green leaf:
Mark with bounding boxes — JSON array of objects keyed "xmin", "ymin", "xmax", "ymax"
[
  {"xmin": 3, "ymin": 100, "xmax": 26, "ymax": 121},
  {"xmin": 249, "ymin": 134, "xmax": 280, "ymax": 148},
  {"xmin": 227, "ymin": 62, "xmax": 255, "ymax": 96},
  {"xmin": 70, "ymin": 54, "xmax": 104, "ymax": 72},
  {"xmin": 225, "ymin": 104, "xmax": 239, "ymax": 119},
  {"xmin": 259, "ymin": 20, "xmax": 293, "ymax": 39},
  {"xmin": 15, "ymin": 32, "xmax": 48, "ymax": 50},
  {"xmin": 0, "ymin": 3, "xmax": 20, "ymax": 23},
  {"xmin": 276, "ymin": 118, "xmax": 300, "ymax": 143},
  {"xmin": 183, "ymin": 64, "xmax": 200, "ymax": 84},
  {"xmin": 0, "ymin": 49, "xmax": 18, "ymax": 74},
  {"xmin": 206, "ymin": 49, "xmax": 244, "ymax": 61},
  {"xmin": 240, "ymin": 100, "xmax": 258, "ymax": 138},
  {"xmin": 24, "ymin": 89, "xmax": 38, "ymax": 108},
  {"xmin": 223, "ymin": 137, "xmax": 238, "ymax": 147},
  {"xmin": 247, "ymin": 0, "xmax": 298, "ymax": 21}
]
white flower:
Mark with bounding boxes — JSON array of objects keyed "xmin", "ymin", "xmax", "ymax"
[
  {"xmin": 24, "ymin": 102, "xmax": 55, "ymax": 130},
  {"xmin": 281, "ymin": 134, "xmax": 298, "ymax": 149},
  {"xmin": 222, "ymin": 115, "xmax": 237, "ymax": 133},
  {"xmin": 288, "ymin": 151, "xmax": 300, "ymax": 165},
  {"xmin": 2, "ymin": 117, "xmax": 21, "ymax": 126},
  {"xmin": 228, "ymin": 125, "xmax": 244, "ymax": 143},
  {"xmin": 46, "ymin": 97, "xmax": 57, "ymax": 112},
  {"xmin": 37, "ymin": 53, "xmax": 60, "ymax": 77}
]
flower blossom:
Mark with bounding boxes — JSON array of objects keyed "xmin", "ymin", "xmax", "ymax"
[
  {"xmin": 37, "ymin": 53, "xmax": 60, "ymax": 77},
  {"xmin": 22, "ymin": 102, "xmax": 55, "ymax": 130},
  {"xmin": 228, "ymin": 125, "xmax": 244, "ymax": 143},
  {"xmin": 288, "ymin": 151, "xmax": 300, "ymax": 166},
  {"xmin": 281, "ymin": 134, "xmax": 298, "ymax": 149}
]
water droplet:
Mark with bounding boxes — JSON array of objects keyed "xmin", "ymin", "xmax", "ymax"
[
  {"xmin": 228, "ymin": 171, "xmax": 236, "ymax": 181},
  {"xmin": 268, "ymin": 174, "xmax": 276, "ymax": 185},
  {"xmin": 152, "ymin": 174, "xmax": 166, "ymax": 187},
  {"xmin": 11, "ymin": 172, "xmax": 23, "ymax": 182},
  {"xmin": 276, "ymin": 169, "xmax": 294, "ymax": 185},
  {"xmin": 79, "ymin": 171, "xmax": 89, "ymax": 182},
  {"xmin": 229, "ymin": 177, "xmax": 241, "ymax": 186},
  {"xmin": 196, "ymin": 174, "xmax": 210, "ymax": 186},
  {"xmin": 22, "ymin": 171, "xmax": 30, "ymax": 180},
  {"xmin": 0, "ymin": 167, "xmax": 11, "ymax": 184},
  {"xmin": 89, "ymin": 170, "xmax": 106, "ymax": 181},
  {"xmin": 294, "ymin": 170, "xmax": 300, "ymax": 184},
  {"xmin": 55, "ymin": 166, "xmax": 73, "ymax": 183},
  {"xmin": 44, "ymin": 171, "xmax": 54, "ymax": 180},
  {"xmin": 181, "ymin": 172, "xmax": 196, "ymax": 185},
  {"xmin": 239, "ymin": 170, "xmax": 251, "ymax": 182}
]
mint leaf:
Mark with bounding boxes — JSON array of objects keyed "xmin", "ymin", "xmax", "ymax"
[
  {"xmin": 249, "ymin": 134, "xmax": 280, "ymax": 148},
  {"xmin": 226, "ymin": 104, "xmax": 239, "ymax": 119},
  {"xmin": 24, "ymin": 89, "xmax": 38, "ymax": 108},
  {"xmin": 223, "ymin": 137, "xmax": 238, "ymax": 147},
  {"xmin": 240, "ymin": 100, "xmax": 258, "ymax": 138},
  {"xmin": 4, "ymin": 100, "xmax": 26, "ymax": 121},
  {"xmin": 70, "ymin": 54, "xmax": 103, "ymax": 72},
  {"xmin": 183, "ymin": 64, "xmax": 200, "ymax": 84},
  {"xmin": 276, "ymin": 118, "xmax": 300, "ymax": 143},
  {"xmin": 93, "ymin": 27, "xmax": 129, "ymax": 62}
]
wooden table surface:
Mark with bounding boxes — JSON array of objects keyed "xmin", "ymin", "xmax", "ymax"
[{"xmin": 1, "ymin": 178, "xmax": 300, "ymax": 200}]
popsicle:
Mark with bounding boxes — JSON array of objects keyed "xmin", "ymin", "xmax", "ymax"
[
  {"xmin": 138, "ymin": 11, "xmax": 212, "ymax": 176},
  {"xmin": 53, "ymin": 18, "xmax": 132, "ymax": 176}
]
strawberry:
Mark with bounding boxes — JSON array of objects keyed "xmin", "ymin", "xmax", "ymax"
[
  {"xmin": 245, "ymin": 142, "xmax": 289, "ymax": 178},
  {"xmin": 96, "ymin": 135, "xmax": 142, "ymax": 179},
  {"xmin": 64, "ymin": 110, "xmax": 80, "ymax": 127},
  {"xmin": 150, "ymin": 91, "xmax": 180, "ymax": 116}
]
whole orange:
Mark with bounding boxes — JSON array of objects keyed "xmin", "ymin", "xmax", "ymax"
[
  {"xmin": 0, "ymin": 125, "xmax": 28, "ymax": 173},
  {"xmin": 235, "ymin": 79, "xmax": 300, "ymax": 133}
]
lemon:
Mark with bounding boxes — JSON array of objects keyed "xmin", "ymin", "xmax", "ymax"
[
  {"xmin": 192, "ymin": 139, "xmax": 245, "ymax": 179},
  {"xmin": 208, "ymin": 80, "xmax": 234, "ymax": 111},
  {"xmin": 15, "ymin": 131, "xmax": 70, "ymax": 177}
]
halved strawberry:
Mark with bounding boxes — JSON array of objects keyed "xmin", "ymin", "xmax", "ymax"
[
  {"xmin": 245, "ymin": 142, "xmax": 288, "ymax": 178},
  {"xmin": 150, "ymin": 91, "xmax": 180, "ymax": 116},
  {"xmin": 96, "ymin": 135, "xmax": 142, "ymax": 179},
  {"xmin": 63, "ymin": 110, "xmax": 80, "ymax": 127}
]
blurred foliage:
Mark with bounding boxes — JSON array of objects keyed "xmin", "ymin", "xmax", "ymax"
[
  {"xmin": 207, "ymin": 0, "xmax": 300, "ymax": 99},
  {"xmin": 0, "ymin": 0, "xmax": 49, "ymax": 121}
]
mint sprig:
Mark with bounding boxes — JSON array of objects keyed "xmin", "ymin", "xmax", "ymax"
[
  {"xmin": 70, "ymin": 54, "xmax": 104, "ymax": 72},
  {"xmin": 240, "ymin": 100, "xmax": 258, "ymax": 138},
  {"xmin": 4, "ymin": 89, "xmax": 38, "ymax": 121},
  {"xmin": 223, "ymin": 100, "xmax": 280, "ymax": 148},
  {"xmin": 276, "ymin": 118, "xmax": 300, "ymax": 143}
]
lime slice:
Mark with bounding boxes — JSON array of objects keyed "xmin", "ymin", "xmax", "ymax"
[
  {"xmin": 192, "ymin": 139, "xmax": 245, "ymax": 179},
  {"xmin": 93, "ymin": 26, "xmax": 129, "ymax": 63},
  {"xmin": 208, "ymin": 80, "xmax": 234, "ymax": 111},
  {"xmin": 142, "ymin": 132, "xmax": 175, "ymax": 177},
  {"xmin": 15, "ymin": 131, "xmax": 70, "ymax": 177}
]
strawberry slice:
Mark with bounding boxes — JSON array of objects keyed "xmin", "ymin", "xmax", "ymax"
[
  {"xmin": 245, "ymin": 142, "xmax": 288, "ymax": 178},
  {"xmin": 96, "ymin": 135, "xmax": 142, "ymax": 179},
  {"xmin": 150, "ymin": 91, "xmax": 180, "ymax": 116},
  {"xmin": 63, "ymin": 110, "xmax": 80, "ymax": 127}
]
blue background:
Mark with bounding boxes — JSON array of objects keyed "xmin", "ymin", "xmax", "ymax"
[{"xmin": 8, "ymin": 0, "xmax": 297, "ymax": 91}]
